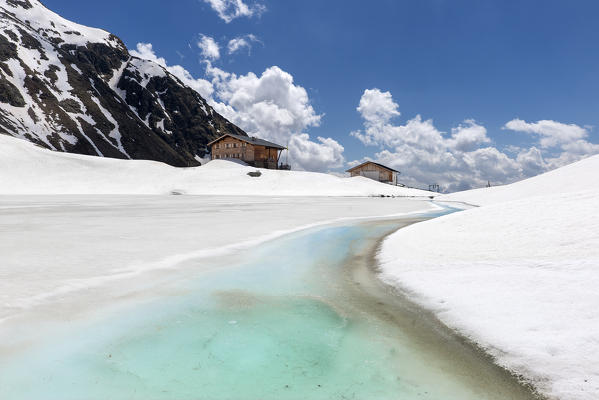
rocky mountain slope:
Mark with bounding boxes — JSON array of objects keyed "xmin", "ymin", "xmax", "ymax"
[{"xmin": 0, "ymin": 0, "xmax": 246, "ymax": 166}]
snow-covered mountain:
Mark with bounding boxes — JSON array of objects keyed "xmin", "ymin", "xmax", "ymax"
[{"xmin": 0, "ymin": 0, "xmax": 246, "ymax": 166}]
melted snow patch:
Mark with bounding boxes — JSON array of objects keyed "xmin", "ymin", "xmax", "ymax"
[
  {"xmin": 70, "ymin": 64, "xmax": 82, "ymax": 75},
  {"xmin": 156, "ymin": 118, "xmax": 168, "ymax": 134}
]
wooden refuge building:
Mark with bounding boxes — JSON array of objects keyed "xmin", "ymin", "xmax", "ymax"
[
  {"xmin": 346, "ymin": 161, "xmax": 399, "ymax": 184},
  {"xmin": 208, "ymin": 134, "xmax": 286, "ymax": 169}
]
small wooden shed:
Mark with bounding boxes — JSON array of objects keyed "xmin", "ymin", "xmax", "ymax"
[
  {"xmin": 208, "ymin": 134, "xmax": 286, "ymax": 169},
  {"xmin": 346, "ymin": 161, "xmax": 399, "ymax": 184}
]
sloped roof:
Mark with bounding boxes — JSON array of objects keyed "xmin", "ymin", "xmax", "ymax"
[
  {"xmin": 207, "ymin": 134, "xmax": 286, "ymax": 150},
  {"xmin": 346, "ymin": 161, "xmax": 399, "ymax": 173}
]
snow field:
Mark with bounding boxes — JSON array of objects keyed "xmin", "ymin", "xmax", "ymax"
[
  {"xmin": 380, "ymin": 155, "xmax": 599, "ymax": 400},
  {"xmin": 0, "ymin": 195, "xmax": 435, "ymax": 324}
]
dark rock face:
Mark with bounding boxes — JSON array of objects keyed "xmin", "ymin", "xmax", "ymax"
[
  {"xmin": 0, "ymin": 0, "xmax": 247, "ymax": 166},
  {"xmin": 0, "ymin": 77, "xmax": 24, "ymax": 106}
]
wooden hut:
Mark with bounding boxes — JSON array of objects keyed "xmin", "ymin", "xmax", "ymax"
[
  {"xmin": 346, "ymin": 161, "xmax": 399, "ymax": 184},
  {"xmin": 208, "ymin": 134, "xmax": 286, "ymax": 170}
]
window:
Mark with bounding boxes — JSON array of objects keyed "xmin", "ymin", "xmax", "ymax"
[
  {"xmin": 242, "ymin": 143, "xmax": 247, "ymax": 147},
  {"xmin": 215, "ymin": 144, "xmax": 219, "ymax": 149},
  {"xmin": 234, "ymin": 143, "xmax": 238, "ymax": 148}
]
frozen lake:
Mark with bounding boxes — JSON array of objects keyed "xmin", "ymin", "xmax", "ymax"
[
  {"xmin": 0, "ymin": 195, "xmax": 436, "ymax": 322},
  {"xmin": 0, "ymin": 196, "xmax": 536, "ymax": 399}
]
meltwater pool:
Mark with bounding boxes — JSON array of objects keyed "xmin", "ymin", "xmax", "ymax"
[{"xmin": 0, "ymin": 214, "xmax": 538, "ymax": 400}]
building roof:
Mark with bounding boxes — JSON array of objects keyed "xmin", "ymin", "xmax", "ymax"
[
  {"xmin": 207, "ymin": 133, "xmax": 286, "ymax": 150},
  {"xmin": 346, "ymin": 161, "xmax": 399, "ymax": 173}
]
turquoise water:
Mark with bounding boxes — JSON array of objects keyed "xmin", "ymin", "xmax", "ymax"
[{"xmin": 0, "ymin": 212, "xmax": 533, "ymax": 400}]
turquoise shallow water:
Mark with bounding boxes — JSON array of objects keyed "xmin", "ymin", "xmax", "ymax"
[{"xmin": 0, "ymin": 209, "xmax": 534, "ymax": 400}]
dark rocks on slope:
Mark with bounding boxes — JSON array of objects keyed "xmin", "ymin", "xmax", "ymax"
[
  {"xmin": 0, "ymin": 0, "xmax": 248, "ymax": 167},
  {"xmin": 0, "ymin": 77, "xmax": 24, "ymax": 106}
]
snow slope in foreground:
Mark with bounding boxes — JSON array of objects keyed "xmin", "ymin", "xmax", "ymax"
[
  {"xmin": 0, "ymin": 135, "xmax": 432, "ymax": 197},
  {"xmin": 379, "ymin": 155, "xmax": 599, "ymax": 400}
]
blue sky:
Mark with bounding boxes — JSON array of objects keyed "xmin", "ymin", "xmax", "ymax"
[{"xmin": 45, "ymin": 0, "xmax": 599, "ymax": 190}]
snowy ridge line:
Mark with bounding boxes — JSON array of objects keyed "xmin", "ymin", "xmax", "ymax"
[
  {"xmin": 0, "ymin": 204, "xmax": 438, "ymax": 324},
  {"xmin": 0, "ymin": 0, "xmax": 116, "ymax": 48}
]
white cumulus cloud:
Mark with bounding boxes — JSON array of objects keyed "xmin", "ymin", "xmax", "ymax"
[
  {"xmin": 288, "ymin": 134, "xmax": 345, "ymax": 172},
  {"xmin": 206, "ymin": 64, "xmax": 322, "ymax": 144},
  {"xmin": 504, "ymin": 118, "xmax": 599, "ymax": 170},
  {"xmin": 356, "ymin": 88, "xmax": 400, "ymax": 125},
  {"xmin": 202, "ymin": 0, "xmax": 266, "ymax": 23},
  {"xmin": 504, "ymin": 119, "xmax": 589, "ymax": 148},
  {"xmin": 516, "ymin": 146, "xmax": 547, "ymax": 177},
  {"xmin": 227, "ymin": 34, "xmax": 260, "ymax": 55},
  {"xmin": 197, "ymin": 34, "xmax": 220, "ymax": 60},
  {"xmin": 350, "ymin": 88, "xmax": 599, "ymax": 191},
  {"xmin": 448, "ymin": 119, "xmax": 491, "ymax": 152}
]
